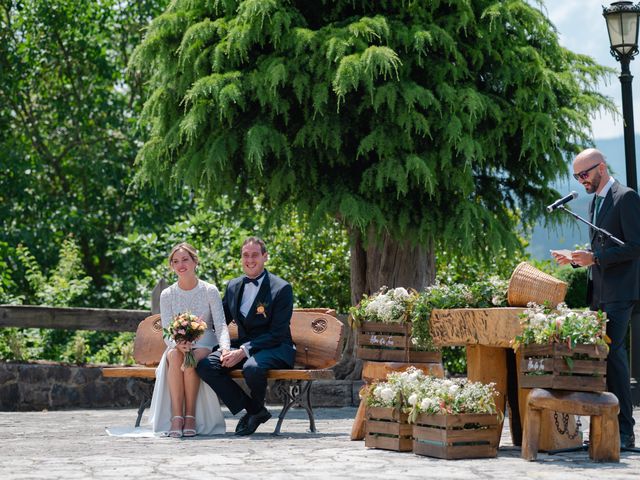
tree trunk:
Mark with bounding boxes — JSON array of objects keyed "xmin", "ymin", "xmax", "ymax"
[
  {"xmin": 335, "ymin": 226, "xmax": 436, "ymax": 380},
  {"xmin": 349, "ymin": 226, "xmax": 436, "ymax": 305}
]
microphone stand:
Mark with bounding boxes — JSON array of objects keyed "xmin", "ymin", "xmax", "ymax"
[{"xmin": 557, "ymin": 205, "xmax": 625, "ymax": 247}]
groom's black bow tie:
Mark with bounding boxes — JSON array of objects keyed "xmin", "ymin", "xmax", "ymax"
[{"xmin": 243, "ymin": 271, "xmax": 266, "ymax": 286}]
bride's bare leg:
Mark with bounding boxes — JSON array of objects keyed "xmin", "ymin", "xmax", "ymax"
[
  {"xmin": 167, "ymin": 348, "xmax": 185, "ymax": 431},
  {"xmin": 183, "ymin": 348, "xmax": 211, "ymax": 433}
]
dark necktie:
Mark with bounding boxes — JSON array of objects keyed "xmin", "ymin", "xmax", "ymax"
[{"xmin": 593, "ymin": 195, "xmax": 603, "ymax": 222}]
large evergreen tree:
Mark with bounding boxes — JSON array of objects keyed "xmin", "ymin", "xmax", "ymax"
[{"xmin": 131, "ymin": 0, "xmax": 613, "ymax": 302}]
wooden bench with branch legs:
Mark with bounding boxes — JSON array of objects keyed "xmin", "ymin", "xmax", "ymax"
[{"xmin": 102, "ymin": 309, "xmax": 345, "ymax": 435}]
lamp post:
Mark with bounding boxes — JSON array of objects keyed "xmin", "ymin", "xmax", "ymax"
[
  {"xmin": 603, "ymin": 1, "xmax": 640, "ymax": 191},
  {"xmin": 603, "ymin": 1, "xmax": 640, "ymax": 406}
]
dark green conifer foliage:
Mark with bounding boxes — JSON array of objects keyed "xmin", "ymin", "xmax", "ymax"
[{"xmin": 131, "ymin": 0, "xmax": 613, "ymax": 301}]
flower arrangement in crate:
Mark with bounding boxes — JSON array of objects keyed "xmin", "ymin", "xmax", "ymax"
[
  {"xmin": 350, "ymin": 287, "xmax": 440, "ymax": 362},
  {"xmin": 363, "ymin": 367, "xmax": 430, "ymax": 452},
  {"xmin": 405, "ymin": 374, "xmax": 501, "ymax": 459},
  {"xmin": 350, "ymin": 277, "xmax": 508, "ymax": 363},
  {"xmin": 512, "ymin": 302, "xmax": 609, "ymax": 392},
  {"xmin": 363, "ymin": 367, "xmax": 501, "ymax": 458}
]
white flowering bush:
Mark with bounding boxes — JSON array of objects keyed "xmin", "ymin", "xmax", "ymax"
[
  {"xmin": 364, "ymin": 367, "xmax": 499, "ymax": 423},
  {"xmin": 512, "ymin": 302, "xmax": 608, "ymax": 351},
  {"xmin": 351, "ymin": 286, "xmax": 415, "ymax": 325},
  {"xmin": 406, "ymin": 377, "xmax": 499, "ymax": 423},
  {"xmin": 364, "ymin": 367, "xmax": 428, "ymax": 409}
]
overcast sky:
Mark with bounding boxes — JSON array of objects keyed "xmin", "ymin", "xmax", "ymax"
[{"xmin": 542, "ymin": 0, "xmax": 638, "ymax": 140}]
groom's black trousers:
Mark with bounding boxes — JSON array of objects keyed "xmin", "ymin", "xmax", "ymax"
[{"xmin": 196, "ymin": 345, "xmax": 292, "ymax": 414}]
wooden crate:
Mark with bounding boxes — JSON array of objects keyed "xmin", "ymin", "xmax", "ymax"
[
  {"xmin": 364, "ymin": 406, "xmax": 413, "ymax": 452},
  {"xmin": 357, "ymin": 322, "xmax": 441, "ymax": 363},
  {"xmin": 518, "ymin": 343, "xmax": 607, "ymax": 392},
  {"xmin": 412, "ymin": 413, "xmax": 500, "ymax": 459}
]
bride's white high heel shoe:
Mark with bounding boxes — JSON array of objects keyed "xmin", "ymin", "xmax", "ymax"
[
  {"xmin": 168, "ymin": 416, "xmax": 184, "ymax": 438},
  {"xmin": 183, "ymin": 415, "xmax": 197, "ymax": 437}
]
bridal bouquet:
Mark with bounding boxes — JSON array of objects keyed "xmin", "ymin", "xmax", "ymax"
[{"xmin": 164, "ymin": 312, "xmax": 207, "ymax": 370}]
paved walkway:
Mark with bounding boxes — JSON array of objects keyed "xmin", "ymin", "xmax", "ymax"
[{"xmin": 1, "ymin": 406, "xmax": 639, "ymax": 479}]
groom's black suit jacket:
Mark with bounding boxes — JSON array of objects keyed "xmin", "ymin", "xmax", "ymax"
[
  {"xmin": 222, "ymin": 269, "xmax": 294, "ymax": 359},
  {"xmin": 588, "ymin": 180, "xmax": 640, "ymax": 308}
]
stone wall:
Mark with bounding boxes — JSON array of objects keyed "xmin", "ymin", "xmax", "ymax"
[{"xmin": 0, "ymin": 361, "xmax": 362, "ymax": 411}]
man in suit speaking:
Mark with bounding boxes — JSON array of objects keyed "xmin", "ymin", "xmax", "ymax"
[
  {"xmin": 197, "ymin": 236, "xmax": 295, "ymax": 436},
  {"xmin": 553, "ymin": 148, "xmax": 640, "ymax": 449}
]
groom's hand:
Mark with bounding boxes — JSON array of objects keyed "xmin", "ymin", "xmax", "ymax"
[{"xmin": 221, "ymin": 348, "xmax": 246, "ymax": 368}]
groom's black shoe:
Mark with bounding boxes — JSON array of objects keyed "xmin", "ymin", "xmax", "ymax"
[
  {"xmin": 235, "ymin": 412, "xmax": 251, "ymax": 433},
  {"xmin": 235, "ymin": 408, "xmax": 271, "ymax": 436},
  {"xmin": 621, "ymin": 433, "xmax": 635, "ymax": 449}
]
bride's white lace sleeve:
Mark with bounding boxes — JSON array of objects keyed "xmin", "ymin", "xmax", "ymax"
[
  {"xmin": 209, "ymin": 286, "xmax": 230, "ymax": 351},
  {"xmin": 159, "ymin": 287, "xmax": 175, "ymax": 347}
]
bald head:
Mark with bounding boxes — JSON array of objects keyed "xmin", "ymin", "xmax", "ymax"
[{"xmin": 573, "ymin": 148, "xmax": 609, "ymax": 194}]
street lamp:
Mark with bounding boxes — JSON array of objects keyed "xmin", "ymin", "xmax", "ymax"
[{"xmin": 603, "ymin": 1, "xmax": 640, "ymax": 191}]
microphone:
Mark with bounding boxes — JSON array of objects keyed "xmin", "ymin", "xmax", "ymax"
[{"xmin": 546, "ymin": 191, "xmax": 578, "ymax": 212}]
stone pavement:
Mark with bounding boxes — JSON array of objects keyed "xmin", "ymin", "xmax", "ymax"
[{"xmin": 1, "ymin": 406, "xmax": 639, "ymax": 479}]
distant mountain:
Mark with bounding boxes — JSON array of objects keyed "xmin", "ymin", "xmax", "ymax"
[{"xmin": 527, "ymin": 136, "xmax": 638, "ymax": 260}]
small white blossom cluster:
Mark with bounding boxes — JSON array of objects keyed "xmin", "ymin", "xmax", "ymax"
[
  {"xmin": 408, "ymin": 377, "xmax": 498, "ymax": 419},
  {"xmin": 365, "ymin": 366, "xmax": 429, "ymax": 409},
  {"xmin": 362, "ymin": 287, "xmax": 413, "ymax": 324},
  {"xmin": 513, "ymin": 302, "xmax": 608, "ymax": 349},
  {"xmin": 365, "ymin": 367, "xmax": 498, "ymax": 420}
]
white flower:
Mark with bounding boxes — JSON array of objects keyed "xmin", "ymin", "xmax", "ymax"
[
  {"xmin": 408, "ymin": 393, "xmax": 418, "ymax": 406},
  {"xmin": 420, "ymin": 398, "xmax": 435, "ymax": 410},
  {"xmin": 380, "ymin": 387, "xmax": 395, "ymax": 402}
]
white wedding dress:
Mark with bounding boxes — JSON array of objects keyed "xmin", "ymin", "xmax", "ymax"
[{"xmin": 147, "ymin": 280, "xmax": 230, "ymax": 435}]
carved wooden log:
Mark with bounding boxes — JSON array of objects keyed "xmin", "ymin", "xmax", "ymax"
[{"xmin": 429, "ymin": 307, "xmax": 525, "ymax": 348}]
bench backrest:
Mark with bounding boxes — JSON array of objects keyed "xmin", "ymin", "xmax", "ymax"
[{"xmin": 133, "ymin": 309, "xmax": 345, "ymax": 370}]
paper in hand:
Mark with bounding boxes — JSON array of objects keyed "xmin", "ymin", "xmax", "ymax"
[{"xmin": 550, "ymin": 249, "xmax": 573, "ymax": 261}]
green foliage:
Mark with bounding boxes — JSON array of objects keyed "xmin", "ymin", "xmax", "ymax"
[
  {"xmin": 546, "ymin": 264, "xmax": 589, "ymax": 309},
  {"xmin": 16, "ymin": 238, "xmax": 92, "ymax": 307},
  {"xmin": 132, "ymin": 0, "xmax": 613, "ymax": 267},
  {"xmin": 0, "ymin": 0, "xmax": 179, "ymax": 300},
  {"xmin": 103, "ymin": 197, "xmax": 351, "ymax": 312}
]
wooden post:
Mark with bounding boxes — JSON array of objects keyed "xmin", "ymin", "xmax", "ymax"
[
  {"xmin": 521, "ymin": 405, "xmax": 542, "ymax": 461},
  {"xmin": 466, "ymin": 345, "xmax": 507, "ymax": 447},
  {"xmin": 151, "ymin": 278, "xmax": 168, "ymax": 314}
]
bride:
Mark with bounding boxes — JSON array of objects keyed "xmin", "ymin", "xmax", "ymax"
[{"xmin": 148, "ymin": 242, "xmax": 230, "ymax": 437}]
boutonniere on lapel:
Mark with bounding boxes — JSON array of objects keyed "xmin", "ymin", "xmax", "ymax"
[{"xmin": 256, "ymin": 302, "xmax": 268, "ymax": 318}]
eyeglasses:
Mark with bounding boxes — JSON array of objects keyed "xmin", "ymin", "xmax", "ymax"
[{"xmin": 573, "ymin": 162, "xmax": 601, "ymax": 181}]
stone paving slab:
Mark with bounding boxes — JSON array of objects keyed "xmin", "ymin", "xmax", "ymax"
[{"xmin": 0, "ymin": 407, "xmax": 639, "ymax": 479}]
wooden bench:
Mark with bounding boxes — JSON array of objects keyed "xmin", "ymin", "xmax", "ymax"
[
  {"xmin": 521, "ymin": 388, "xmax": 620, "ymax": 463},
  {"xmin": 102, "ymin": 309, "xmax": 345, "ymax": 435}
]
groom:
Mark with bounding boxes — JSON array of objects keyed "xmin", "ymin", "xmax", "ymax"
[{"xmin": 196, "ymin": 236, "xmax": 295, "ymax": 435}]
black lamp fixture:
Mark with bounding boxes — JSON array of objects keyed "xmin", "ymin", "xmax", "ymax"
[{"xmin": 603, "ymin": 1, "xmax": 640, "ymax": 191}]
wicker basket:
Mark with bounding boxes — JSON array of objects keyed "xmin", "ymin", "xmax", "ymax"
[{"xmin": 507, "ymin": 262, "xmax": 567, "ymax": 307}]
